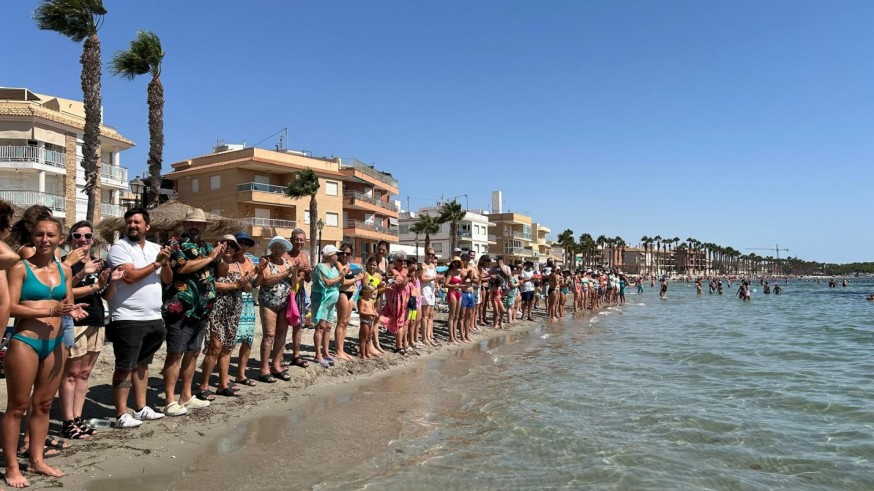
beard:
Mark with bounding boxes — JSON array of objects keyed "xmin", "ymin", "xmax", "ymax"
[
  {"xmin": 126, "ymin": 228, "xmax": 142, "ymax": 241},
  {"xmin": 187, "ymin": 227, "xmax": 202, "ymax": 240}
]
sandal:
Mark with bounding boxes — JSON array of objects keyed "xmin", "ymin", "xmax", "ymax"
[
  {"xmin": 216, "ymin": 387, "xmax": 238, "ymax": 397},
  {"xmin": 236, "ymin": 378, "xmax": 257, "ymax": 387},
  {"xmin": 318, "ymin": 359, "xmax": 331, "ymax": 369},
  {"xmin": 75, "ymin": 416, "xmax": 96, "ymax": 436},
  {"xmin": 194, "ymin": 390, "xmax": 217, "ymax": 401},
  {"xmin": 270, "ymin": 370, "xmax": 292, "ymax": 382},
  {"xmin": 291, "ymin": 356, "xmax": 310, "ymax": 368},
  {"xmin": 62, "ymin": 420, "xmax": 90, "ymax": 440},
  {"xmin": 258, "ymin": 373, "xmax": 277, "ymax": 383},
  {"xmin": 45, "ymin": 437, "xmax": 69, "ymax": 450}
]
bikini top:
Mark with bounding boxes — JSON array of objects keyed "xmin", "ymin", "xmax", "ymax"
[
  {"xmin": 20, "ymin": 259, "xmax": 67, "ymax": 302},
  {"xmin": 364, "ymin": 272, "xmax": 381, "ymax": 288}
]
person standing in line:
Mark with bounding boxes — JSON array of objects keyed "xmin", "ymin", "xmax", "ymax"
[
  {"xmin": 311, "ymin": 245, "xmax": 343, "ymax": 367},
  {"xmin": 161, "ymin": 209, "xmax": 224, "ymax": 415},
  {"xmin": 255, "ymin": 236, "xmax": 297, "ymax": 382},
  {"xmin": 105, "ymin": 208, "xmax": 173, "ymax": 427},
  {"xmin": 231, "ymin": 233, "xmax": 258, "ymax": 387},
  {"xmin": 334, "ymin": 243, "xmax": 360, "ymax": 362},
  {"xmin": 519, "ymin": 261, "xmax": 536, "ymax": 321},
  {"xmin": 418, "ymin": 249, "xmax": 440, "ymax": 346},
  {"xmin": 284, "ymin": 229, "xmax": 312, "ymax": 368},
  {"xmin": 59, "ymin": 221, "xmax": 124, "ymax": 439}
]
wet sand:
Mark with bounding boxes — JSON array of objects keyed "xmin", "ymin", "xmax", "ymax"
[{"xmin": 0, "ymin": 308, "xmax": 560, "ymax": 489}]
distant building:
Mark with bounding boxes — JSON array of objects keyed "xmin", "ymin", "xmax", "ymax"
[
  {"xmin": 0, "ymin": 87, "xmax": 134, "ymax": 223},
  {"xmin": 165, "ymin": 146, "xmax": 397, "ymax": 259},
  {"xmin": 532, "ymin": 222, "xmax": 552, "ymax": 266},
  {"xmin": 398, "ymin": 205, "xmax": 494, "ymax": 260}
]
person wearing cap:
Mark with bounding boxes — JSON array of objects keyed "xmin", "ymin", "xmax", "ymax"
[
  {"xmin": 230, "ymin": 233, "xmax": 258, "ymax": 387},
  {"xmin": 161, "ymin": 208, "xmax": 226, "ymax": 416},
  {"xmin": 198, "ymin": 235, "xmax": 253, "ymax": 398},
  {"xmin": 254, "ymin": 236, "xmax": 298, "ymax": 382},
  {"xmin": 311, "ymin": 244, "xmax": 344, "ymax": 367}
]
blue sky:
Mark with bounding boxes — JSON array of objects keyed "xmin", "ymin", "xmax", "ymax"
[{"xmin": 2, "ymin": 1, "xmax": 871, "ymax": 263}]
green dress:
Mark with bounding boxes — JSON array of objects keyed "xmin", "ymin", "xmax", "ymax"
[{"xmin": 313, "ymin": 263, "xmax": 340, "ymax": 324}]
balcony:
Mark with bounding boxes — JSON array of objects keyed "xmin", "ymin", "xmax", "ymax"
[
  {"xmin": 488, "ymin": 234, "xmax": 497, "ymax": 243},
  {"xmin": 100, "ymin": 164, "xmax": 128, "ymax": 188},
  {"xmin": 0, "ymin": 190, "xmax": 65, "ymax": 214},
  {"xmin": 342, "ymin": 191, "xmax": 399, "ymax": 214},
  {"xmin": 339, "ymin": 158, "xmax": 398, "ymax": 190},
  {"xmin": 236, "ymin": 182, "xmax": 297, "ymax": 207},
  {"xmin": 100, "ymin": 203, "xmax": 125, "ymax": 217},
  {"xmin": 0, "ymin": 145, "xmax": 66, "ymax": 171},
  {"xmin": 240, "ymin": 217, "xmax": 298, "ymax": 238},
  {"xmin": 503, "ymin": 247, "xmax": 529, "ymax": 256},
  {"xmin": 344, "ymin": 219, "xmax": 398, "ymax": 239}
]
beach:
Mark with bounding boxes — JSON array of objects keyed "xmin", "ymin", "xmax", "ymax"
[{"xmin": 2, "ymin": 308, "xmax": 549, "ymax": 490}]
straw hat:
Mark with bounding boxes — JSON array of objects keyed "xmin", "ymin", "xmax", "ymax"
[
  {"xmin": 220, "ymin": 234, "xmax": 239, "ymax": 247},
  {"xmin": 266, "ymin": 235, "xmax": 292, "ymax": 252},
  {"xmin": 183, "ymin": 208, "xmax": 209, "ymax": 223}
]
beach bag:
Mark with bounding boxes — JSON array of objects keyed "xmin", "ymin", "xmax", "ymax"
[{"xmin": 285, "ymin": 290, "xmax": 301, "ymax": 326}]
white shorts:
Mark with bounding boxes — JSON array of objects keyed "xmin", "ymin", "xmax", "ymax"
[{"xmin": 421, "ymin": 284, "xmax": 436, "ymax": 306}]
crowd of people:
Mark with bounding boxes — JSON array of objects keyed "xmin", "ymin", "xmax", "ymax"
[{"xmin": 0, "ymin": 201, "xmax": 640, "ymax": 488}]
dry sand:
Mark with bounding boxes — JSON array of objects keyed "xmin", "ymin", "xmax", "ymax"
[{"xmin": 0, "ymin": 307, "xmax": 563, "ymax": 489}]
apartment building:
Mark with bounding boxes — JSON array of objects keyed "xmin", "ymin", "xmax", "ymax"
[
  {"xmin": 0, "ymin": 87, "xmax": 133, "ymax": 222},
  {"xmin": 398, "ymin": 205, "xmax": 495, "ymax": 259},
  {"xmin": 532, "ymin": 222, "xmax": 552, "ymax": 266},
  {"xmin": 488, "ymin": 211, "xmax": 537, "ymax": 264},
  {"xmin": 166, "ymin": 147, "xmax": 398, "ymax": 257}
]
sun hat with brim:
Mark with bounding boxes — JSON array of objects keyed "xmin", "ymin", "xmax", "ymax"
[
  {"xmin": 233, "ymin": 232, "xmax": 256, "ymax": 247},
  {"xmin": 267, "ymin": 235, "xmax": 292, "ymax": 252},
  {"xmin": 322, "ymin": 244, "xmax": 339, "ymax": 257},
  {"xmin": 182, "ymin": 208, "xmax": 209, "ymax": 223},
  {"xmin": 450, "ymin": 256, "xmax": 463, "ymax": 264},
  {"xmin": 220, "ymin": 234, "xmax": 239, "ymax": 247}
]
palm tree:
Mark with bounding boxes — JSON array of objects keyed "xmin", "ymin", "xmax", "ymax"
[
  {"xmin": 653, "ymin": 235, "xmax": 662, "ymax": 275},
  {"xmin": 35, "ymin": 0, "xmax": 108, "ymax": 221},
  {"xmin": 595, "ymin": 235, "xmax": 607, "ymax": 267},
  {"xmin": 110, "ymin": 30, "xmax": 165, "ymax": 205},
  {"xmin": 557, "ymin": 229, "xmax": 575, "ymax": 267},
  {"xmin": 437, "ymin": 200, "xmax": 466, "ymax": 255},
  {"xmin": 284, "ymin": 169, "xmax": 320, "ymax": 262},
  {"xmin": 579, "ymin": 233, "xmax": 594, "ymax": 269},
  {"xmin": 410, "ymin": 213, "xmax": 440, "ymax": 255},
  {"xmin": 614, "ymin": 236, "xmax": 626, "ymax": 270},
  {"xmin": 639, "ymin": 236, "xmax": 650, "ymax": 274}
]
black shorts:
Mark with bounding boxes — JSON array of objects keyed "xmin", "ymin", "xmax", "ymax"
[
  {"xmin": 521, "ymin": 291, "xmax": 535, "ymax": 302},
  {"xmin": 164, "ymin": 314, "xmax": 208, "ymax": 354},
  {"xmin": 108, "ymin": 319, "xmax": 167, "ymax": 371}
]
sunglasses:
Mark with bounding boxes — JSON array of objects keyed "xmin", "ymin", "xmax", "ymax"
[
  {"xmin": 72, "ymin": 233, "xmax": 93, "ymax": 240},
  {"xmin": 427, "ymin": 253, "xmax": 436, "ymax": 256}
]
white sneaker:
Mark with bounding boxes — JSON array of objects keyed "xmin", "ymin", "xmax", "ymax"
[
  {"xmin": 133, "ymin": 405, "xmax": 165, "ymax": 421},
  {"xmin": 164, "ymin": 401, "xmax": 188, "ymax": 417},
  {"xmin": 115, "ymin": 413, "xmax": 143, "ymax": 428},
  {"xmin": 181, "ymin": 397, "xmax": 210, "ymax": 410}
]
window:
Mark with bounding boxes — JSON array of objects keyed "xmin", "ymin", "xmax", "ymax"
[
  {"xmin": 304, "ymin": 210, "xmax": 310, "ymax": 225},
  {"xmin": 191, "ymin": 178, "xmax": 199, "ymax": 193},
  {"xmin": 326, "ymin": 212, "xmax": 339, "ymax": 227},
  {"xmin": 399, "ymin": 224, "xmax": 411, "ymax": 235},
  {"xmin": 255, "ymin": 208, "xmax": 271, "ymax": 219},
  {"xmin": 210, "ymin": 175, "xmax": 220, "ymax": 190},
  {"xmin": 325, "ymin": 181, "xmax": 338, "ymax": 196}
]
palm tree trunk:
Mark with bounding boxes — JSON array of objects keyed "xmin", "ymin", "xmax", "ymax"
[
  {"xmin": 309, "ymin": 195, "xmax": 318, "ymax": 263},
  {"xmin": 81, "ymin": 33, "xmax": 102, "ymax": 222},
  {"xmin": 147, "ymin": 75, "xmax": 164, "ymax": 204},
  {"xmin": 424, "ymin": 233, "xmax": 431, "ymax": 252}
]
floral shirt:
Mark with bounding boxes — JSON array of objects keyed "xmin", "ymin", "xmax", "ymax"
[{"xmin": 163, "ymin": 235, "xmax": 217, "ymax": 319}]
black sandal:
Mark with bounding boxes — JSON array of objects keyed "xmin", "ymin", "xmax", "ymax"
[
  {"xmin": 194, "ymin": 389, "xmax": 217, "ymax": 401},
  {"xmin": 75, "ymin": 416, "xmax": 96, "ymax": 436},
  {"xmin": 63, "ymin": 420, "xmax": 90, "ymax": 440},
  {"xmin": 216, "ymin": 387, "xmax": 238, "ymax": 397},
  {"xmin": 291, "ymin": 356, "xmax": 310, "ymax": 368},
  {"xmin": 258, "ymin": 373, "xmax": 277, "ymax": 383},
  {"xmin": 271, "ymin": 370, "xmax": 292, "ymax": 382}
]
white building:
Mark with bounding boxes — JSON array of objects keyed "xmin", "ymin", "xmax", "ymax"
[
  {"xmin": 0, "ymin": 87, "xmax": 134, "ymax": 223},
  {"xmin": 398, "ymin": 204, "xmax": 496, "ymax": 260}
]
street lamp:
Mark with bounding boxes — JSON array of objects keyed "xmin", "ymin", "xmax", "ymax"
[
  {"xmin": 316, "ymin": 218, "xmax": 324, "ymax": 250},
  {"xmin": 130, "ymin": 177, "xmax": 145, "ymax": 207}
]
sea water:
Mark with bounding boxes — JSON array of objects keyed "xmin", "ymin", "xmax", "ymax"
[{"xmin": 318, "ymin": 279, "xmax": 874, "ymax": 490}]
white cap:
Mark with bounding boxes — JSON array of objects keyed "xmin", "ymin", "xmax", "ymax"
[{"xmin": 321, "ymin": 244, "xmax": 339, "ymax": 256}]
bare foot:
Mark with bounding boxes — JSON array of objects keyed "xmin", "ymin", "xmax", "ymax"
[
  {"xmin": 337, "ymin": 353, "xmax": 353, "ymax": 362},
  {"xmin": 29, "ymin": 459, "xmax": 65, "ymax": 478},
  {"xmin": 5, "ymin": 468, "xmax": 30, "ymax": 488}
]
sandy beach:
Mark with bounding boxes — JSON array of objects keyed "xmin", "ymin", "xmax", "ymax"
[{"xmin": 1, "ymin": 307, "xmax": 554, "ymax": 490}]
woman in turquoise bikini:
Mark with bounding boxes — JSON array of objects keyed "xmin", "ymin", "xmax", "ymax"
[{"xmin": 4, "ymin": 215, "xmax": 87, "ymax": 488}]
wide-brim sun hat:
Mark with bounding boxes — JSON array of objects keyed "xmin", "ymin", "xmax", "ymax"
[
  {"xmin": 267, "ymin": 235, "xmax": 292, "ymax": 252},
  {"xmin": 322, "ymin": 244, "xmax": 339, "ymax": 257},
  {"xmin": 182, "ymin": 208, "xmax": 209, "ymax": 223},
  {"xmin": 234, "ymin": 232, "xmax": 256, "ymax": 247},
  {"xmin": 220, "ymin": 234, "xmax": 239, "ymax": 247}
]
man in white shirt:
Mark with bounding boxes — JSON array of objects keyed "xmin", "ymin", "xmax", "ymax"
[{"xmin": 106, "ymin": 208, "xmax": 173, "ymax": 428}]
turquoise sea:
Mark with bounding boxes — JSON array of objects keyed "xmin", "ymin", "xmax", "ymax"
[{"xmin": 316, "ymin": 279, "xmax": 874, "ymax": 490}]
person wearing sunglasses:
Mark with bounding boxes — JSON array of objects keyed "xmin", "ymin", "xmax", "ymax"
[{"xmin": 59, "ymin": 221, "xmax": 123, "ymax": 440}]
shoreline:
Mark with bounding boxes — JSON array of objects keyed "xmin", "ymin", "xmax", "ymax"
[{"xmin": 4, "ymin": 307, "xmax": 574, "ymax": 489}]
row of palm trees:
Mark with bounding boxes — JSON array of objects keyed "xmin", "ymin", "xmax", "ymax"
[
  {"xmin": 639, "ymin": 237, "xmax": 790, "ymax": 276},
  {"xmin": 34, "ymin": 0, "xmax": 166, "ymax": 221},
  {"xmin": 555, "ymin": 230, "xmax": 629, "ymax": 270}
]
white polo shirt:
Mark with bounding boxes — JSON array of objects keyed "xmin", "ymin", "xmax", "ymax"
[{"xmin": 107, "ymin": 236, "xmax": 164, "ymax": 321}]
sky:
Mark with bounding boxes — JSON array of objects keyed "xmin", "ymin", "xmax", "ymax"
[{"xmin": 2, "ymin": 0, "xmax": 872, "ymax": 263}]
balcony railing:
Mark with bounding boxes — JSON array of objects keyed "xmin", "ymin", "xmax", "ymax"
[
  {"xmin": 344, "ymin": 219, "xmax": 398, "ymax": 236},
  {"xmin": 0, "ymin": 190, "xmax": 65, "ymax": 212},
  {"xmin": 100, "ymin": 203, "xmax": 125, "ymax": 217},
  {"xmin": 237, "ymin": 182, "xmax": 287, "ymax": 194},
  {"xmin": 0, "ymin": 145, "xmax": 66, "ymax": 168},
  {"xmin": 343, "ymin": 191, "xmax": 399, "ymax": 212},
  {"xmin": 503, "ymin": 247, "xmax": 529, "ymax": 256},
  {"xmin": 339, "ymin": 158, "xmax": 398, "ymax": 189},
  {"xmin": 488, "ymin": 234, "xmax": 497, "ymax": 242},
  {"xmin": 240, "ymin": 217, "xmax": 297, "ymax": 229},
  {"xmin": 458, "ymin": 229, "xmax": 472, "ymax": 238},
  {"xmin": 101, "ymin": 165, "xmax": 128, "ymax": 182}
]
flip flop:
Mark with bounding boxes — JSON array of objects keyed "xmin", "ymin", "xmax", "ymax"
[
  {"xmin": 318, "ymin": 359, "xmax": 331, "ymax": 369},
  {"xmin": 236, "ymin": 378, "xmax": 257, "ymax": 387}
]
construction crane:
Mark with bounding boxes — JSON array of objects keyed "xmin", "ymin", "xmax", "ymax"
[{"xmin": 746, "ymin": 244, "xmax": 789, "ymax": 274}]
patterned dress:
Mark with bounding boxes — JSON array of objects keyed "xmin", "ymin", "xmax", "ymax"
[
  {"xmin": 208, "ymin": 266, "xmax": 243, "ymax": 350},
  {"xmin": 236, "ymin": 290, "xmax": 256, "ymax": 345}
]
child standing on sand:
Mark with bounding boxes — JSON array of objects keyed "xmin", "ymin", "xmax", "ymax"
[{"xmin": 357, "ymin": 284, "xmax": 378, "ymax": 359}]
